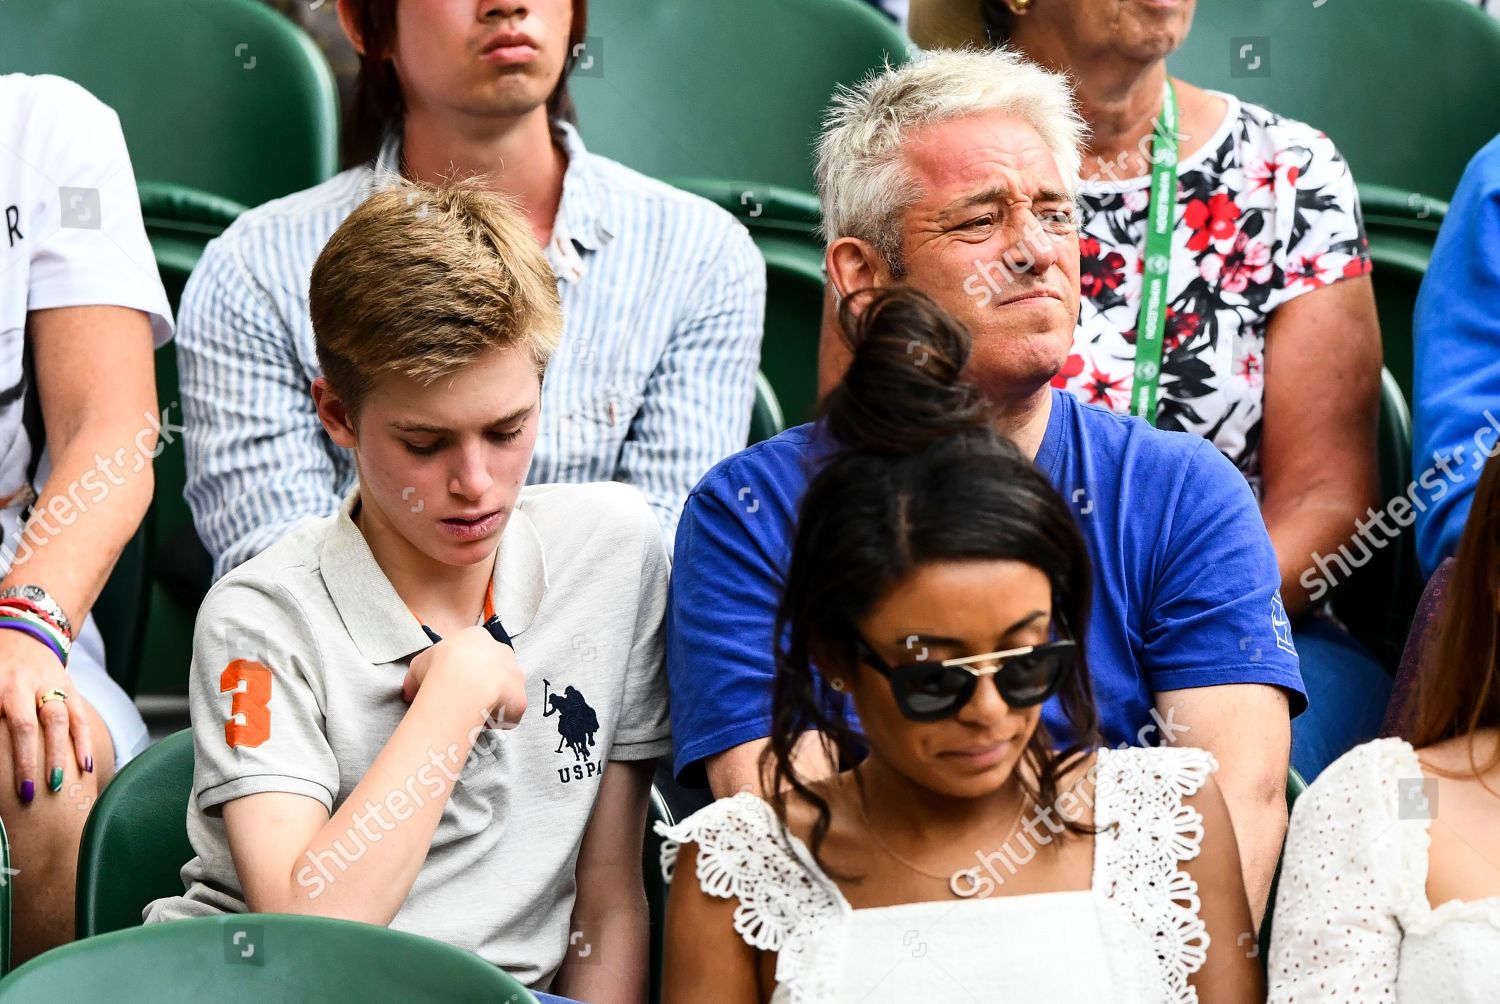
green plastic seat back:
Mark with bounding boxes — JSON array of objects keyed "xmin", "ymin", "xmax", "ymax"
[
  {"xmin": 1365, "ymin": 234, "xmax": 1432, "ymax": 406},
  {"xmin": 0, "ymin": 914, "xmax": 535, "ymax": 1003},
  {"xmin": 1257, "ymin": 767, "xmax": 1308, "ymax": 966},
  {"xmin": 91, "ymin": 183, "xmax": 244, "ymax": 697},
  {"xmin": 0, "ymin": 0, "xmax": 339, "ymax": 207},
  {"xmin": 1170, "ymin": 0, "xmax": 1500, "ymax": 201},
  {"xmin": 645, "ymin": 787, "xmax": 676, "ymax": 1004},
  {"xmin": 665, "ymin": 179, "xmax": 827, "ymax": 427},
  {"xmin": 756, "ymin": 235, "xmax": 828, "ymax": 429},
  {"xmin": 133, "ymin": 185, "xmax": 246, "ymax": 695},
  {"xmin": 749, "ymin": 372, "xmax": 788, "ymax": 446},
  {"xmin": 574, "ymin": 0, "xmax": 908, "ymax": 193},
  {"xmin": 1327, "ymin": 370, "xmax": 1420, "ymax": 671},
  {"xmin": 76, "ymin": 730, "xmax": 195, "ymax": 938},
  {"xmin": 88, "ymin": 505, "xmax": 154, "ymax": 697},
  {"xmin": 80, "ymin": 730, "xmax": 674, "ymax": 998}
]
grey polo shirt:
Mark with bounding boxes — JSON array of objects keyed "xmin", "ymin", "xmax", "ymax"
[{"xmin": 144, "ymin": 482, "xmax": 671, "ymax": 989}]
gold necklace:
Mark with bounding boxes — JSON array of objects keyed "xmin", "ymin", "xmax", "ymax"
[{"xmin": 857, "ymin": 789, "xmax": 1028, "ymax": 899}]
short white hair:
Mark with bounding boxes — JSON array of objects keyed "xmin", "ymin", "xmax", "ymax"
[{"xmin": 815, "ymin": 48, "xmax": 1087, "ymax": 270}]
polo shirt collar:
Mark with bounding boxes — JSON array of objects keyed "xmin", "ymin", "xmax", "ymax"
[
  {"xmin": 365, "ymin": 120, "xmax": 613, "ymax": 280},
  {"xmin": 321, "ymin": 491, "xmax": 550, "ymax": 665}
]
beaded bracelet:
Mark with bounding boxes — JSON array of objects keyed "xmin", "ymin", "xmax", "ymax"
[
  {"xmin": 0, "ymin": 597, "xmax": 71, "ymax": 640},
  {"xmin": 0, "ymin": 617, "xmax": 68, "ymax": 666}
]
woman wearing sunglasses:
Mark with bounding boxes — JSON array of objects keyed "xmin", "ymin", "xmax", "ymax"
[{"xmin": 658, "ymin": 288, "xmax": 1261, "ymax": 1003}]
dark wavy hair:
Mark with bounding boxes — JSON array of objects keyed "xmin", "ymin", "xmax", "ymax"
[
  {"xmin": 981, "ymin": 0, "xmax": 1016, "ymax": 45},
  {"xmin": 764, "ymin": 286, "xmax": 1100, "ymax": 873},
  {"xmin": 1410, "ymin": 451, "xmax": 1500, "ymax": 776},
  {"xmin": 340, "ymin": 0, "xmax": 589, "ymax": 167}
]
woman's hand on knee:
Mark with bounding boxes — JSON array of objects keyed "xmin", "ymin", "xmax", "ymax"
[{"xmin": 0, "ymin": 630, "xmax": 92, "ymax": 802}]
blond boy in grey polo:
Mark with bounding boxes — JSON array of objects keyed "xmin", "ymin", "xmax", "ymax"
[{"xmin": 145, "ymin": 481, "xmax": 670, "ymax": 988}]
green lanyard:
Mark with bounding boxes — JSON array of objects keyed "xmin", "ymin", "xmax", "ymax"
[{"xmin": 1128, "ymin": 81, "xmax": 1180, "ymax": 426}]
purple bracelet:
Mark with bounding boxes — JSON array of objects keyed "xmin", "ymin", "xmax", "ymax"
[{"xmin": 0, "ymin": 618, "xmax": 68, "ymax": 666}]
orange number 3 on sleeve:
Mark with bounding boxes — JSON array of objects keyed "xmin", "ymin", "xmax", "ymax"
[{"xmin": 221, "ymin": 660, "xmax": 272, "ymax": 749}]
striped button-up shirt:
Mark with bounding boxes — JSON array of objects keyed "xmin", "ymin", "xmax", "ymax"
[{"xmin": 178, "ymin": 122, "xmax": 765, "ymax": 578}]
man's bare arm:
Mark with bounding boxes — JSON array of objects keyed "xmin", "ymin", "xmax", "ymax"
[
  {"xmin": 704, "ymin": 733, "xmax": 839, "ymax": 800},
  {"xmin": 1157, "ymin": 683, "xmax": 1290, "ymax": 930}
]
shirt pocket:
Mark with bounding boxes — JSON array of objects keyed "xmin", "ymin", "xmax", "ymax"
[{"xmin": 547, "ymin": 382, "xmax": 645, "ymax": 481}]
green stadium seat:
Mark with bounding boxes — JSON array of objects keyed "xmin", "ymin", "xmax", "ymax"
[
  {"xmin": 139, "ymin": 182, "xmax": 249, "ymax": 309},
  {"xmin": 749, "ymin": 372, "xmax": 788, "ymax": 446},
  {"xmin": 75, "ymin": 730, "xmax": 193, "ymax": 938},
  {"xmin": 1326, "ymin": 369, "xmax": 1422, "ymax": 672},
  {"xmin": 134, "ymin": 185, "xmax": 247, "ymax": 695},
  {"xmin": 90, "ymin": 183, "xmax": 248, "ymax": 697},
  {"xmin": 0, "ymin": 0, "xmax": 339, "ymax": 208},
  {"xmin": 0, "ymin": 914, "xmax": 536, "ymax": 1003},
  {"xmin": 1359, "ymin": 184, "xmax": 1448, "ymax": 243},
  {"xmin": 89, "ymin": 507, "xmax": 155, "ymax": 699},
  {"xmin": 668, "ymin": 179, "xmax": 827, "ymax": 427},
  {"xmin": 1366, "ymin": 238, "xmax": 1430, "ymax": 408},
  {"xmin": 1357, "ymin": 182, "xmax": 1447, "ymax": 403},
  {"xmin": 1171, "ymin": 0, "xmax": 1500, "ymax": 203},
  {"xmin": 574, "ymin": 0, "xmax": 909, "ymax": 195},
  {"xmin": 1258, "ymin": 766, "xmax": 1308, "ymax": 967},
  {"xmin": 78, "ymin": 729, "xmax": 677, "ymax": 996}
]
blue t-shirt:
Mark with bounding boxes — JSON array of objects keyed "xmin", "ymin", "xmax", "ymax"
[
  {"xmin": 665, "ymin": 389, "xmax": 1306, "ymax": 785},
  {"xmin": 1413, "ymin": 134, "xmax": 1500, "ymax": 576}
]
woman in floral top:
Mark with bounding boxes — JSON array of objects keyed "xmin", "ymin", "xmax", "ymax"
[{"xmin": 908, "ymin": 0, "xmax": 1389, "ymax": 784}]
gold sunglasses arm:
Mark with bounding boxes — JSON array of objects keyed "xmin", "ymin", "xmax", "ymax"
[{"xmin": 938, "ymin": 645, "xmax": 1038, "ymax": 673}]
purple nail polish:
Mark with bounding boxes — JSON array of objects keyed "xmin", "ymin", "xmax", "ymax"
[
  {"xmin": 85, "ymin": 755, "xmax": 93, "ymax": 774},
  {"xmin": 20, "ymin": 779, "xmax": 34, "ymax": 804}
]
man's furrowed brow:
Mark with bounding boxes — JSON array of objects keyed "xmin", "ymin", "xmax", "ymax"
[
  {"xmin": 952, "ymin": 185, "xmax": 1011, "ymax": 211},
  {"xmin": 948, "ymin": 184, "xmax": 1071, "ymax": 214}
]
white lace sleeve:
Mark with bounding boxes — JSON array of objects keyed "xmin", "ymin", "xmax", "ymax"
[
  {"xmin": 655, "ymin": 792, "xmax": 842, "ymax": 955},
  {"xmin": 1267, "ymin": 738, "xmax": 1420, "ymax": 1003},
  {"xmin": 1095, "ymin": 745, "xmax": 1217, "ymax": 1004}
]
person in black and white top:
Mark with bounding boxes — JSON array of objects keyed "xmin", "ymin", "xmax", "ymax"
[{"xmin": 0, "ymin": 72, "xmax": 172, "ymax": 963}]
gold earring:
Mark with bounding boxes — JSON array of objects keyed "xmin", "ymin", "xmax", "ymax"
[
  {"xmin": 1013, "ymin": 0, "xmax": 1033, "ymax": 10},
  {"xmin": 829, "ymin": 678, "xmax": 846, "ymax": 692}
]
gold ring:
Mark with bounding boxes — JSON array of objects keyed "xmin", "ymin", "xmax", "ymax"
[{"xmin": 37, "ymin": 688, "xmax": 68, "ymax": 708}]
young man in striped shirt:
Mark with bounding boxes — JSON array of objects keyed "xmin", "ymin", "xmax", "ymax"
[{"xmin": 178, "ymin": 0, "xmax": 764, "ymax": 580}]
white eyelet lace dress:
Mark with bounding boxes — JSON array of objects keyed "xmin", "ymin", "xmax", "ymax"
[
  {"xmin": 657, "ymin": 746, "xmax": 1218, "ymax": 1003},
  {"xmin": 1268, "ymin": 737, "xmax": 1500, "ymax": 1002}
]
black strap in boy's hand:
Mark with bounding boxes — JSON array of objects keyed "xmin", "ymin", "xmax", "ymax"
[{"xmin": 421, "ymin": 614, "xmax": 513, "ymax": 648}]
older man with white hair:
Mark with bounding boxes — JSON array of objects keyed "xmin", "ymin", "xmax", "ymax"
[{"xmin": 664, "ymin": 49, "xmax": 1301, "ymax": 924}]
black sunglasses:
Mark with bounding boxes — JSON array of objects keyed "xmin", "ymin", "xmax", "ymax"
[{"xmin": 852, "ymin": 635, "xmax": 1077, "ymax": 722}]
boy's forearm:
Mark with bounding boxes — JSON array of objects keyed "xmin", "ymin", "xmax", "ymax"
[{"xmin": 251, "ymin": 686, "xmax": 491, "ymax": 922}]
